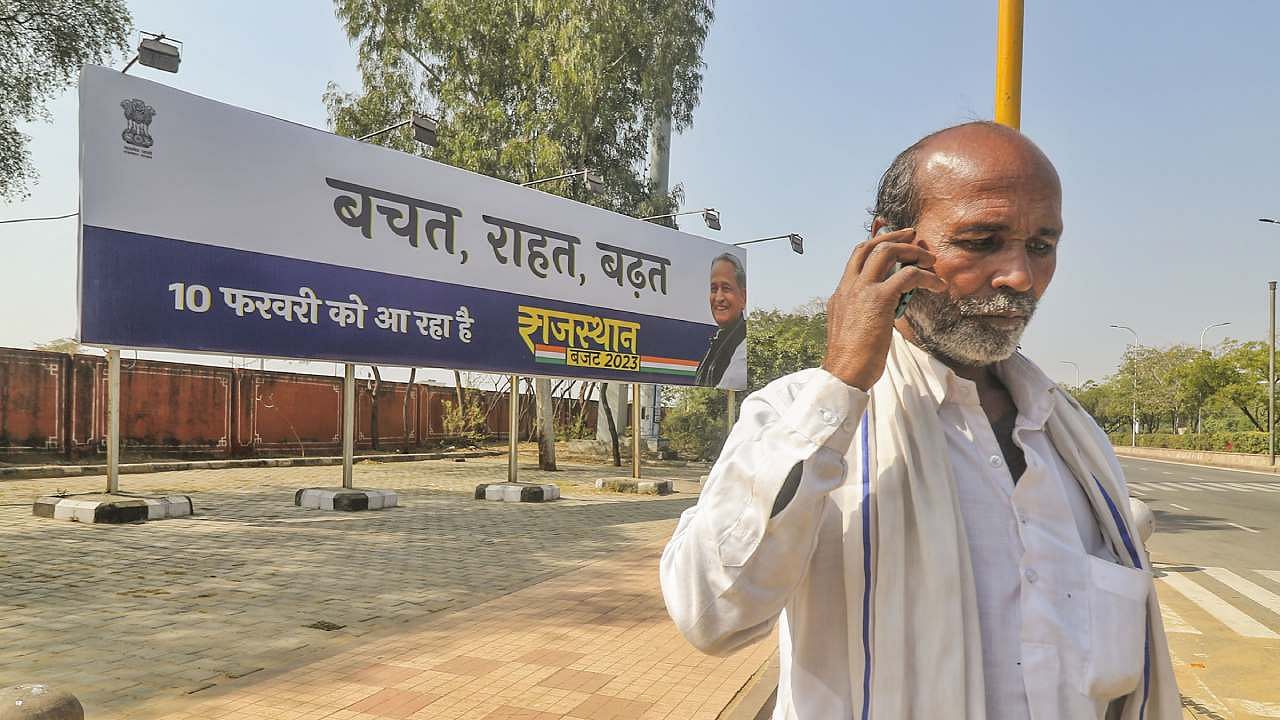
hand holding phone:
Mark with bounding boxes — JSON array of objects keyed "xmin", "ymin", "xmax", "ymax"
[
  {"xmin": 878, "ymin": 224, "xmax": 915, "ymax": 319},
  {"xmin": 820, "ymin": 223, "xmax": 946, "ymax": 389}
]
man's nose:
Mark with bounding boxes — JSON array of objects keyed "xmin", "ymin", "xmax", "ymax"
[{"xmin": 992, "ymin": 249, "xmax": 1034, "ymax": 293}]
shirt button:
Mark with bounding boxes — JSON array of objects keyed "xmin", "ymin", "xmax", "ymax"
[
  {"xmin": 989, "ymin": 455, "xmax": 1004, "ymax": 468},
  {"xmin": 1024, "ymin": 569, "xmax": 1038, "ymax": 584},
  {"xmin": 819, "ymin": 408, "xmax": 838, "ymax": 426}
]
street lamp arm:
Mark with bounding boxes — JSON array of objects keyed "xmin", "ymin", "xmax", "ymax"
[
  {"xmin": 522, "ymin": 169, "xmax": 587, "ymax": 187},
  {"xmin": 732, "ymin": 234, "xmax": 791, "ymax": 247},
  {"xmin": 641, "ymin": 208, "xmax": 713, "ymax": 222},
  {"xmin": 356, "ymin": 118, "xmax": 414, "ymax": 142}
]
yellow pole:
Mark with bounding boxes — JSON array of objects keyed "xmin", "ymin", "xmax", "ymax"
[{"xmin": 994, "ymin": 0, "xmax": 1024, "ymax": 129}]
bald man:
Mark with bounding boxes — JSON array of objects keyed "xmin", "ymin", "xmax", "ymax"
[{"xmin": 661, "ymin": 123, "xmax": 1178, "ymax": 719}]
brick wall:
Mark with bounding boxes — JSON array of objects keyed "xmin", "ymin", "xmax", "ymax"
[{"xmin": 0, "ymin": 348, "xmax": 597, "ymax": 459}]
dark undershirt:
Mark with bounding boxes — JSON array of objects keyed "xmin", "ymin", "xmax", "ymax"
[{"xmin": 989, "ymin": 411, "xmax": 1027, "ymax": 484}]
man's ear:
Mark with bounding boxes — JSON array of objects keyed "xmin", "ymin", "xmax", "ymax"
[{"xmin": 870, "ymin": 216, "xmax": 888, "ymax": 237}]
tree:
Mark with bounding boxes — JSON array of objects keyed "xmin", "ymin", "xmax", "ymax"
[
  {"xmin": 325, "ymin": 0, "xmax": 715, "ymax": 470},
  {"xmin": 746, "ymin": 300, "xmax": 827, "ymax": 392},
  {"xmin": 1, "ymin": 1, "xmax": 132, "ymax": 199},
  {"xmin": 1210, "ymin": 341, "xmax": 1271, "ymax": 432},
  {"xmin": 402, "ymin": 367, "xmax": 417, "ymax": 452}
]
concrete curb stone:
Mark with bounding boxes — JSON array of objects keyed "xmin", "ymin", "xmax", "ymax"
[
  {"xmin": 31, "ymin": 494, "xmax": 193, "ymax": 524},
  {"xmin": 294, "ymin": 488, "xmax": 398, "ymax": 511},
  {"xmin": 473, "ymin": 482, "xmax": 560, "ymax": 502},
  {"xmin": 0, "ymin": 683, "xmax": 84, "ymax": 720},
  {"xmin": 594, "ymin": 477, "xmax": 674, "ymax": 495}
]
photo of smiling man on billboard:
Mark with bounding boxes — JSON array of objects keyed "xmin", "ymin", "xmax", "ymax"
[{"xmin": 694, "ymin": 252, "xmax": 747, "ymax": 389}]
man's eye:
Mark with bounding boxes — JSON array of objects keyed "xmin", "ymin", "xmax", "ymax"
[
  {"xmin": 956, "ymin": 237, "xmax": 997, "ymax": 251},
  {"xmin": 1028, "ymin": 241, "xmax": 1056, "ymax": 255}
]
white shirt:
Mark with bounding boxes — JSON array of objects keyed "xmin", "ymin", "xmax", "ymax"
[{"xmin": 660, "ymin": 345, "xmax": 1143, "ymax": 720}]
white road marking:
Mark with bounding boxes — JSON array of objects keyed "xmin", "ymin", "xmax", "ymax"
[
  {"xmin": 1158, "ymin": 571, "xmax": 1280, "ymax": 639},
  {"xmin": 1159, "ymin": 604, "xmax": 1201, "ymax": 634},
  {"xmin": 1226, "ymin": 521, "xmax": 1260, "ymax": 534},
  {"xmin": 1170, "ymin": 503, "xmax": 1191, "ymax": 511},
  {"xmin": 1246, "ymin": 484, "xmax": 1280, "ymax": 493},
  {"xmin": 1128, "ymin": 486, "xmax": 1146, "ymax": 497},
  {"xmin": 1258, "ymin": 570, "xmax": 1280, "ymax": 586},
  {"xmin": 1190, "ymin": 476, "xmax": 1206, "ymax": 481},
  {"xmin": 1202, "ymin": 567, "xmax": 1280, "ymax": 615},
  {"xmin": 1221, "ymin": 483, "xmax": 1260, "ymax": 492},
  {"xmin": 1167, "ymin": 482, "xmax": 1203, "ymax": 492},
  {"xmin": 1231, "ymin": 699, "xmax": 1280, "ymax": 717},
  {"xmin": 1161, "ymin": 470, "xmax": 1172, "ymax": 475},
  {"xmin": 1190, "ymin": 483, "xmax": 1229, "ymax": 492},
  {"xmin": 1145, "ymin": 482, "xmax": 1182, "ymax": 491}
]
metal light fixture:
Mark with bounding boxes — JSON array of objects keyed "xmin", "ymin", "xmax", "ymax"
[
  {"xmin": 641, "ymin": 207, "xmax": 721, "ymax": 230},
  {"xmin": 411, "ymin": 114, "xmax": 438, "ymax": 147},
  {"xmin": 521, "ymin": 169, "xmax": 603, "ymax": 196},
  {"xmin": 733, "ymin": 233, "xmax": 804, "ymax": 255},
  {"xmin": 356, "ymin": 114, "xmax": 439, "ymax": 148},
  {"xmin": 123, "ymin": 32, "xmax": 181, "ymax": 74}
]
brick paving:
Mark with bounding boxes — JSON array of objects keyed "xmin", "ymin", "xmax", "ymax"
[
  {"xmin": 0, "ymin": 452, "xmax": 768, "ymax": 719},
  {"xmin": 139, "ymin": 539, "xmax": 772, "ymax": 720}
]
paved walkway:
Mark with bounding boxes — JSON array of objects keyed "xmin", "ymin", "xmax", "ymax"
[
  {"xmin": 140, "ymin": 539, "xmax": 772, "ymax": 720},
  {"xmin": 0, "ymin": 453, "xmax": 773, "ymax": 719}
]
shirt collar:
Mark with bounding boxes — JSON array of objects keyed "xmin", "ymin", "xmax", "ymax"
[{"xmin": 895, "ymin": 333, "xmax": 1058, "ymax": 429}]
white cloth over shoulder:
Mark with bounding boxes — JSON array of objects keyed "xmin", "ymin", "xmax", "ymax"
[{"xmin": 660, "ymin": 331, "xmax": 1179, "ymax": 719}]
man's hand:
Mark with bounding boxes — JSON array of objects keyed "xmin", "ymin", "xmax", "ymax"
[{"xmin": 822, "ymin": 228, "xmax": 947, "ymax": 390}]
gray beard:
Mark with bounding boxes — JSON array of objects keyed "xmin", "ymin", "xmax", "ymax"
[{"xmin": 904, "ymin": 288, "xmax": 1038, "ymax": 367}]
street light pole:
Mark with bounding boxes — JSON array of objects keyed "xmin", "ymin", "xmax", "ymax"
[
  {"xmin": 1059, "ymin": 360, "xmax": 1080, "ymax": 388},
  {"xmin": 1270, "ymin": 282, "xmax": 1276, "ymax": 465},
  {"xmin": 1109, "ymin": 324, "xmax": 1139, "ymax": 447},
  {"xmin": 1197, "ymin": 321, "xmax": 1231, "ymax": 433}
]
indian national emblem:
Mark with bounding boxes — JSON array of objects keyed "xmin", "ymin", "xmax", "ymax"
[{"xmin": 120, "ymin": 98, "xmax": 156, "ymax": 148}]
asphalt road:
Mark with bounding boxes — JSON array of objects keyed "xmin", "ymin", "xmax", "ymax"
[{"xmin": 1119, "ymin": 457, "xmax": 1280, "ymax": 719}]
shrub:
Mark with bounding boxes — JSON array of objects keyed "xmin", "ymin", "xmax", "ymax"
[{"xmin": 1109, "ymin": 431, "xmax": 1271, "ymax": 454}]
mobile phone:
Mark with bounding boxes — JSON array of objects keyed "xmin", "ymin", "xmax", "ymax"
[{"xmin": 874, "ymin": 223, "xmax": 914, "ymax": 318}]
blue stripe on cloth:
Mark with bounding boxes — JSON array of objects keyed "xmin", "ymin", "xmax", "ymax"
[
  {"xmin": 1094, "ymin": 476, "xmax": 1150, "ymax": 720},
  {"xmin": 860, "ymin": 410, "xmax": 872, "ymax": 720}
]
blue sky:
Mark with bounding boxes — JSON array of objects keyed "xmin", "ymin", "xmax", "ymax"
[{"xmin": 2, "ymin": 1, "xmax": 1277, "ymax": 386}]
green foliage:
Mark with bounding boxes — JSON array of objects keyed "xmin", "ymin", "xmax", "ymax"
[
  {"xmin": 325, "ymin": 0, "xmax": 714, "ymax": 218},
  {"xmin": 662, "ymin": 386, "xmax": 726, "ymax": 461},
  {"xmin": 746, "ymin": 300, "xmax": 827, "ymax": 392},
  {"xmin": 1084, "ymin": 338, "xmax": 1277, "ymax": 437},
  {"xmin": 441, "ymin": 398, "xmax": 487, "ymax": 440},
  {"xmin": 1107, "ymin": 431, "xmax": 1271, "ymax": 455},
  {"xmin": 1, "ymin": 1, "xmax": 132, "ymax": 199}
]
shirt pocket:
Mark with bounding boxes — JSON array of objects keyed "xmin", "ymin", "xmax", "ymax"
[{"xmin": 1082, "ymin": 556, "xmax": 1150, "ymax": 700}]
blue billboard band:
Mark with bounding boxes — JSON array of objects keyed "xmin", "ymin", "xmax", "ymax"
[{"xmin": 80, "ymin": 227, "xmax": 719, "ymax": 385}]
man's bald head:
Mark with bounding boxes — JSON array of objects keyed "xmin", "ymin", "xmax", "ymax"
[{"xmin": 870, "ymin": 121, "xmax": 1060, "ymax": 232}]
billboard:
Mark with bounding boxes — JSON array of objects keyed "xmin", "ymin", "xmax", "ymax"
[{"xmin": 77, "ymin": 66, "xmax": 748, "ymax": 389}]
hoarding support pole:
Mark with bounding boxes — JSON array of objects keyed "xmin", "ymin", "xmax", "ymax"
[
  {"xmin": 106, "ymin": 348, "xmax": 121, "ymax": 494},
  {"xmin": 509, "ymin": 374, "xmax": 520, "ymax": 483},
  {"xmin": 632, "ymin": 383, "xmax": 642, "ymax": 479},
  {"xmin": 342, "ymin": 363, "xmax": 355, "ymax": 489}
]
